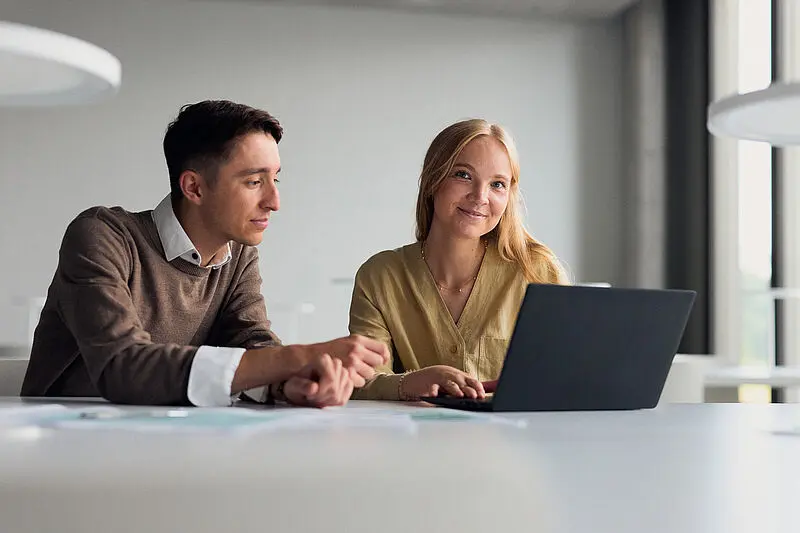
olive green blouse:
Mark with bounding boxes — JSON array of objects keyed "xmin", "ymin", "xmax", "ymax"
[{"xmin": 348, "ymin": 241, "xmax": 528, "ymax": 400}]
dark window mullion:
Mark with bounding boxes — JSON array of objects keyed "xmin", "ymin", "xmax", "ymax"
[{"xmin": 771, "ymin": 0, "xmax": 784, "ymax": 403}]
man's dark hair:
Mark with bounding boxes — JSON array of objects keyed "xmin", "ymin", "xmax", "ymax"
[{"xmin": 163, "ymin": 100, "xmax": 283, "ymax": 201}]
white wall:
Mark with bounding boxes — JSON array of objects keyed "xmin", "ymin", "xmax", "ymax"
[{"xmin": 0, "ymin": 0, "xmax": 623, "ymax": 345}]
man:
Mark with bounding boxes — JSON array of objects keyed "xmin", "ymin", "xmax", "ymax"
[{"xmin": 21, "ymin": 100, "xmax": 388, "ymax": 407}]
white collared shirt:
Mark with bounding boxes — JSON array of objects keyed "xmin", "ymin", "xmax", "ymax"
[
  {"xmin": 152, "ymin": 195, "xmax": 232, "ymax": 269},
  {"xmin": 151, "ymin": 195, "xmax": 245, "ymax": 407}
]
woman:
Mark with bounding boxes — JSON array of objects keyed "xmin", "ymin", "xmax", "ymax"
[{"xmin": 349, "ymin": 119, "xmax": 568, "ymax": 401}]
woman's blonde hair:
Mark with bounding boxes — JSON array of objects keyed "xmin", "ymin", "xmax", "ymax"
[{"xmin": 415, "ymin": 119, "xmax": 569, "ymax": 285}]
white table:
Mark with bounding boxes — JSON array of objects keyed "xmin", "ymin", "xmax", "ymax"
[{"xmin": 1, "ymin": 399, "xmax": 799, "ymax": 533}]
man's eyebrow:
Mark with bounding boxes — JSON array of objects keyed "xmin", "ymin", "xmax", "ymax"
[{"xmin": 234, "ymin": 167, "xmax": 279, "ymax": 177}]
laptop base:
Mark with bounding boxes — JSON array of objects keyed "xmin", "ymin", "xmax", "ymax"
[{"xmin": 420, "ymin": 396, "xmax": 495, "ymax": 412}]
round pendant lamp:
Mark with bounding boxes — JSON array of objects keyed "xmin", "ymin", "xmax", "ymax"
[
  {"xmin": 707, "ymin": 82, "xmax": 800, "ymax": 146},
  {"xmin": 0, "ymin": 20, "xmax": 121, "ymax": 106}
]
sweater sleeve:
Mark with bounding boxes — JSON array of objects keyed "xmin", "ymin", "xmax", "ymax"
[
  {"xmin": 55, "ymin": 214, "xmax": 198, "ymax": 405},
  {"xmin": 348, "ymin": 260, "xmax": 403, "ymax": 401}
]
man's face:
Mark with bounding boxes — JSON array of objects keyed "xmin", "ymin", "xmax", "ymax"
[{"xmin": 200, "ymin": 132, "xmax": 281, "ymax": 247}]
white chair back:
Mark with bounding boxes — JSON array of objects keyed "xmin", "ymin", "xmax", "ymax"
[{"xmin": 0, "ymin": 347, "xmax": 29, "ymax": 396}]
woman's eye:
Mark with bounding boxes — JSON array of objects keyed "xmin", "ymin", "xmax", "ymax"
[
  {"xmin": 455, "ymin": 170, "xmax": 470, "ymax": 179},
  {"xmin": 492, "ymin": 181, "xmax": 507, "ymax": 189}
]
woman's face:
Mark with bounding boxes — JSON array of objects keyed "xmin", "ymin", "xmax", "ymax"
[{"xmin": 431, "ymin": 135, "xmax": 512, "ymax": 240}]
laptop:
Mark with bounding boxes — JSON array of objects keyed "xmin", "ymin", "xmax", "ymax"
[{"xmin": 421, "ymin": 284, "xmax": 696, "ymax": 412}]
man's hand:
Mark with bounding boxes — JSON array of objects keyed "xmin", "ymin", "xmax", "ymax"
[
  {"xmin": 311, "ymin": 334, "xmax": 390, "ymax": 388},
  {"xmin": 232, "ymin": 335, "xmax": 390, "ymax": 397},
  {"xmin": 401, "ymin": 365, "xmax": 485, "ymax": 401},
  {"xmin": 283, "ymin": 354, "xmax": 354, "ymax": 408}
]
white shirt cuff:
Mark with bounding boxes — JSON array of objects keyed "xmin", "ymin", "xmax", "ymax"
[{"xmin": 187, "ymin": 346, "xmax": 246, "ymax": 407}]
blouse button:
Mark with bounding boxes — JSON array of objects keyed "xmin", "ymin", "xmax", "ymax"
[{"xmin": 450, "ymin": 344, "xmax": 458, "ymax": 354}]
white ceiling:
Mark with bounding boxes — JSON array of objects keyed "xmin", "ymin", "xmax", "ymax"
[{"xmin": 206, "ymin": 0, "xmax": 641, "ymax": 20}]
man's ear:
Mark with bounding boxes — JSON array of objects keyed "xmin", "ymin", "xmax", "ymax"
[{"xmin": 179, "ymin": 170, "xmax": 204, "ymax": 206}]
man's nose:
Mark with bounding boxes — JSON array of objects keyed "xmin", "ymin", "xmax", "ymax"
[{"xmin": 261, "ymin": 181, "xmax": 280, "ymax": 211}]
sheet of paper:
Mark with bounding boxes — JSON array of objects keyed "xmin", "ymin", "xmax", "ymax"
[
  {"xmin": 0, "ymin": 404, "xmax": 70, "ymax": 426},
  {"xmin": 328, "ymin": 406, "xmax": 528, "ymax": 428},
  {"xmin": 25, "ymin": 406, "xmax": 419, "ymax": 435},
  {"xmin": 0, "ymin": 404, "xmax": 526, "ymax": 436}
]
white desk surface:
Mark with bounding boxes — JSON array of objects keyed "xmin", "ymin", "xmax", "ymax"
[{"xmin": 1, "ymin": 398, "xmax": 800, "ymax": 533}]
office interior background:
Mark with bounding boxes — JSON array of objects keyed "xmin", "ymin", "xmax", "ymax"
[{"xmin": 0, "ymin": 0, "xmax": 796, "ymax": 403}]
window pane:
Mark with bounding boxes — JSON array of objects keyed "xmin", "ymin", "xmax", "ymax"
[{"xmin": 737, "ymin": 0, "xmax": 772, "ymax": 402}]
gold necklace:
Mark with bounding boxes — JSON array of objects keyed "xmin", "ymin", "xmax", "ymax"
[{"xmin": 421, "ymin": 240, "xmax": 487, "ymax": 293}]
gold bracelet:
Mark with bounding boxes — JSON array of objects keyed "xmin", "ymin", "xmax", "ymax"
[{"xmin": 397, "ymin": 372, "xmax": 412, "ymax": 401}]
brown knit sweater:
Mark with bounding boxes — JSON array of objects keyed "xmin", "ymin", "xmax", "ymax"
[{"xmin": 21, "ymin": 206, "xmax": 279, "ymax": 405}]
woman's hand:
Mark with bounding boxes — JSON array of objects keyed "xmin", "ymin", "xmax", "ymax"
[
  {"xmin": 481, "ymin": 379, "xmax": 499, "ymax": 393},
  {"xmin": 400, "ymin": 365, "xmax": 486, "ymax": 400}
]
